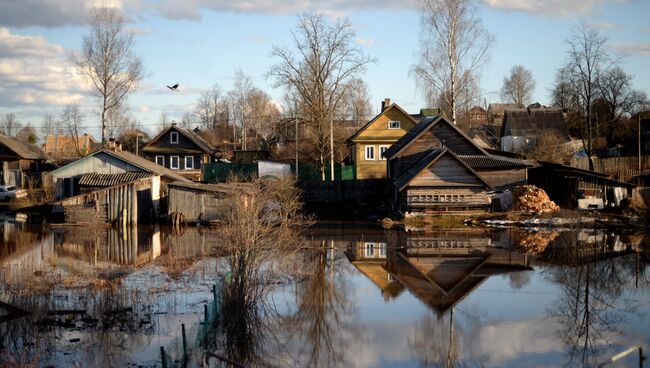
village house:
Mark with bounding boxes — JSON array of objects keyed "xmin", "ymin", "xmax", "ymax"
[
  {"xmin": 142, "ymin": 124, "xmax": 216, "ymax": 181},
  {"xmin": 42, "ymin": 133, "xmax": 97, "ymax": 162},
  {"xmin": 500, "ymin": 107, "xmax": 570, "ymax": 153},
  {"xmin": 382, "ymin": 116, "xmax": 533, "ymax": 213},
  {"xmin": 467, "ymin": 105, "xmax": 488, "ymax": 125},
  {"xmin": 46, "ymin": 148, "xmax": 188, "ymax": 200},
  {"xmin": 487, "ymin": 103, "xmax": 518, "ymax": 126},
  {"xmin": 347, "ymin": 98, "xmax": 419, "ymax": 179},
  {"xmin": 0, "ymin": 134, "xmax": 53, "ymax": 188}
]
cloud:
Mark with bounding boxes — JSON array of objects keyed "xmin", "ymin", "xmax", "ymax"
[
  {"xmin": 611, "ymin": 42, "xmax": 650, "ymax": 56},
  {"xmin": 139, "ymin": 105, "xmax": 150, "ymax": 113},
  {"xmin": 356, "ymin": 37, "xmax": 375, "ymax": 47},
  {"xmin": 242, "ymin": 35, "xmax": 271, "ymax": 44},
  {"xmin": 481, "ymin": 0, "xmax": 628, "ymax": 17},
  {"xmin": 0, "ymin": 28, "xmax": 87, "ymax": 108},
  {"xmin": 588, "ymin": 22, "xmax": 619, "ymax": 30}
]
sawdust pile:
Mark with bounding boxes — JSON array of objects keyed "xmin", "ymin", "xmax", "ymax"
[
  {"xmin": 512, "ymin": 185, "xmax": 559, "ymax": 213},
  {"xmin": 516, "ymin": 231, "xmax": 559, "ymax": 254}
]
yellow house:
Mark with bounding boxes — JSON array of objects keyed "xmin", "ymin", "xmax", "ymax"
[{"xmin": 347, "ymin": 99, "xmax": 418, "ymax": 179}]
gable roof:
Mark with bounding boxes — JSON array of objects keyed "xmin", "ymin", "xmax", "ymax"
[
  {"xmin": 347, "ymin": 103, "xmax": 418, "ymax": 142},
  {"xmin": 0, "ymin": 134, "xmax": 52, "ymax": 161},
  {"xmin": 394, "ymin": 148, "xmax": 491, "ymax": 191},
  {"xmin": 144, "ymin": 125, "xmax": 216, "ymax": 153},
  {"xmin": 502, "ymin": 108, "xmax": 570, "ymax": 140},
  {"xmin": 48, "ymin": 149, "xmax": 189, "ymax": 182},
  {"xmin": 487, "ymin": 103, "xmax": 518, "ymax": 115},
  {"xmin": 383, "ymin": 116, "xmax": 490, "ymax": 160}
]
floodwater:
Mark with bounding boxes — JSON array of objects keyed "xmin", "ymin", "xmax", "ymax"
[{"xmin": 1, "ymin": 218, "xmax": 649, "ymax": 368}]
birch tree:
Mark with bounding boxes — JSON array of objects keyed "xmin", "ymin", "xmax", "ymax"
[
  {"xmin": 74, "ymin": 6, "xmax": 143, "ymax": 146},
  {"xmin": 412, "ymin": 0, "xmax": 494, "ymax": 124},
  {"xmin": 269, "ymin": 13, "xmax": 374, "ymax": 179}
]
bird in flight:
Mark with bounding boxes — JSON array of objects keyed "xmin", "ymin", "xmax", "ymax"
[{"xmin": 167, "ymin": 84, "xmax": 179, "ymax": 91}]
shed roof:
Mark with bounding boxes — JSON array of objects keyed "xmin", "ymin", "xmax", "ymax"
[
  {"xmin": 457, "ymin": 155, "xmax": 534, "ymax": 169},
  {"xmin": 168, "ymin": 181, "xmax": 254, "ymax": 194},
  {"xmin": 0, "ymin": 134, "xmax": 52, "ymax": 161},
  {"xmin": 78, "ymin": 172, "xmax": 153, "ymax": 187}
]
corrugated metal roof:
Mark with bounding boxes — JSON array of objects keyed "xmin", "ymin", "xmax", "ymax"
[
  {"xmin": 78, "ymin": 172, "xmax": 153, "ymax": 187},
  {"xmin": 458, "ymin": 155, "xmax": 533, "ymax": 169}
]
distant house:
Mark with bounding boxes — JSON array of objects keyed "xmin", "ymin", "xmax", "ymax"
[
  {"xmin": 382, "ymin": 116, "xmax": 533, "ymax": 212},
  {"xmin": 0, "ymin": 134, "xmax": 53, "ymax": 188},
  {"xmin": 347, "ymin": 98, "xmax": 419, "ymax": 179},
  {"xmin": 142, "ymin": 124, "xmax": 216, "ymax": 181},
  {"xmin": 487, "ymin": 103, "xmax": 518, "ymax": 126},
  {"xmin": 46, "ymin": 149, "xmax": 189, "ymax": 200},
  {"xmin": 42, "ymin": 134, "xmax": 97, "ymax": 161},
  {"xmin": 468, "ymin": 106, "xmax": 488, "ymax": 125},
  {"xmin": 500, "ymin": 108, "xmax": 570, "ymax": 153}
]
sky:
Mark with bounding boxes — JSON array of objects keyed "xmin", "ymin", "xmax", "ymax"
[{"xmin": 0, "ymin": 0, "xmax": 649, "ymax": 139}]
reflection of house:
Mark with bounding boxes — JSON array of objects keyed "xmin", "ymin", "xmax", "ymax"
[
  {"xmin": 347, "ymin": 99, "xmax": 419, "ymax": 179},
  {"xmin": 383, "ymin": 116, "xmax": 533, "ymax": 212},
  {"xmin": 0, "ymin": 134, "xmax": 53, "ymax": 187},
  {"xmin": 143, "ymin": 124, "xmax": 216, "ymax": 181},
  {"xmin": 46, "ymin": 149, "xmax": 189, "ymax": 199},
  {"xmin": 500, "ymin": 108, "xmax": 570, "ymax": 153},
  {"xmin": 42, "ymin": 134, "xmax": 97, "ymax": 161},
  {"xmin": 346, "ymin": 235, "xmax": 531, "ymax": 315}
]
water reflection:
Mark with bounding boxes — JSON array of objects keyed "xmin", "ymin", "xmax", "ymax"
[{"xmin": 0, "ymin": 223, "xmax": 649, "ymax": 367}]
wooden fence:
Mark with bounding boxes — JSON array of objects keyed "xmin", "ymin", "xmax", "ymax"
[
  {"xmin": 299, "ymin": 179, "xmax": 390, "ymax": 204},
  {"xmin": 570, "ymin": 156, "xmax": 650, "ymax": 182}
]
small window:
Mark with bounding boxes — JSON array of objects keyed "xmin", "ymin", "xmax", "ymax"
[
  {"xmin": 433, "ymin": 195, "xmax": 439, "ymax": 202},
  {"xmin": 155, "ymin": 156, "xmax": 164, "ymax": 166},
  {"xmin": 185, "ymin": 156, "xmax": 194, "ymax": 169},
  {"xmin": 365, "ymin": 145, "xmax": 375, "ymax": 160},
  {"xmin": 170, "ymin": 131, "xmax": 179, "ymax": 144},
  {"xmin": 170, "ymin": 155, "xmax": 180, "ymax": 169},
  {"xmin": 388, "ymin": 120, "xmax": 400, "ymax": 129},
  {"xmin": 378, "ymin": 243, "xmax": 387, "ymax": 258},
  {"xmin": 379, "ymin": 145, "xmax": 390, "ymax": 160},
  {"xmin": 364, "ymin": 242, "xmax": 375, "ymax": 257}
]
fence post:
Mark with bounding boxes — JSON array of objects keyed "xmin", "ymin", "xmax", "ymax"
[{"xmin": 181, "ymin": 323, "xmax": 187, "ymax": 363}]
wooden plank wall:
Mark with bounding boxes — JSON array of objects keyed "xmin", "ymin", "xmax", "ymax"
[
  {"xmin": 570, "ymin": 156, "xmax": 650, "ymax": 181},
  {"xmin": 299, "ymin": 179, "xmax": 390, "ymax": 204}
]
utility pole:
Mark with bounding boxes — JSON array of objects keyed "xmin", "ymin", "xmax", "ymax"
[
  {"xmin": 330, "ymin": 117, "xmax": 335, "ymax": 181},
  {"xmin": 135, "ymin": 134, "xmax": 139, "ymax": 156},
  {"xmin": 295, "ymin": 115, "xmax": 299, "ymax": 179},
  {"xmin": 639, "ymin": 115, "xmax": 642, "ymax": 172}
]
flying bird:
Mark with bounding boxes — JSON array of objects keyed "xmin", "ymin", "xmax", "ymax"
[{"xmin": 167, "ymin": 84, "xmax": 179, "ymax": 91}]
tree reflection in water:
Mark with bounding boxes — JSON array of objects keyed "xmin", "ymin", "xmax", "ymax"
[{"xmin": 543, "ymin": 231, "xmax": 641, "ymax": 367}]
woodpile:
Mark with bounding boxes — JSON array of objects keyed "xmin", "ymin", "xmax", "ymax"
[
  {"xmin": 516, "ymin": 231, "xmax": 558, "ymax": 253},
  {"xmin": 512, "ymin": 185, "xmax": 559, "ymax": 213}
]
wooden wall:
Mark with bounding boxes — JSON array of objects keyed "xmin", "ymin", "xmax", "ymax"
[
  {"xmin": 476, "ymin": 168, "xmax": 527, "ymax": 190},
  {"xmin": 410, "ymin": 155, "xmax": 483, "ymax": 187}
]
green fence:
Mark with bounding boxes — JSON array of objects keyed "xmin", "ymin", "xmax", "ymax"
[{"xmin": 204, "ymin": 162, "xmax": 355, "ymax": 182}]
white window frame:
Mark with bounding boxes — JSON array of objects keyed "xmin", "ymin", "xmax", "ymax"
[
  {"xmin": 170, "ymin": 131, "xmax": 179, "ymax": 144},
  {"xmin": 365, "ymin": 145, "xmax": 375, "ymax": 160},
  {"xmin": 364, "ymin": 242, "xmax": 375, "ymax": 257},
  {"xmin": 378, "ymin": 243, "xmax": 387, "ymax": 258},
  {"xmin": 379, "ymin": 145, "xmax": 390, "ymax": 160},
  {"xmin": 170, "ymin": 155, "xmax": 180, "ymax": 170},
  {"xmin": 184, "ymin": 155, "xmax": 194, "ymax": 170},
  {"xmin": 155, "ymin": 155, "xmax": 165, "ymax": 166},
  {"xmin": 388, "ymin": 120, "xmax": 400, "ymax": 129}
]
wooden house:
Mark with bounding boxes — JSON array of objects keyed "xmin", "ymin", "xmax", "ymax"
[
  {"xmin": 46, "ymin": 149, "xmax": 189, "ymax": 200},
  {"xmin": 383, "ymin": 116, "xmax": 533, "ymax": 212},
  {"xmin": 0, "ymin": 134, "xmax": 53, "ymax": 188},
  {"xmin": 42, "ymin": 133, "xmax": 97, "ymax": 161},
  {"xmin": 500, "ymin": 107, "xmax": 570, "ymax": 153},
  {"xmin": 142, "ymin": 124, "xmax": 216, "ymax": 181},
  {"xmin": 487, "ymin": 103, "xmax": 518, "ymax": 126},
  {"xmin": 347, "ymin": 99, "xmax": 418, "ymax": 179}
]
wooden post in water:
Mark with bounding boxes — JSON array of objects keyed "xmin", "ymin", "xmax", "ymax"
[
  {"xmin": 160, "ymin": 346, "xmax": 167, "ymax": 368},
  {"xmin": 204, "ymin": 304, "xmax": 208, "ymax": 324},
  {"xmin": 181, "ymin": 323, "xmax": 188, "ymax": 362}
]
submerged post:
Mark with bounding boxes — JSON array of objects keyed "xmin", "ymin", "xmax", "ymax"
[
  {"xmin": 181, "ymin": 323, "xmax": 187, "ymax": 362},
  {"xmin": 160, "ymin": 346, "xmax": 167, "ymax": 368}
]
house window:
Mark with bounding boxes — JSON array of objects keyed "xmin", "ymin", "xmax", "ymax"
[
  {"xmin": 364, "ymin": 242, "xmax": 375, "ymax": 257},
  {"xmin": 379, "ymin": 145, "xmax": 390, "ymax": 160},
  {"xmin": 388, "ymin": 120, "xmax": 400, "ymax": 129},
  {"xmin": 170, "ymin": 131, "xmax": 179, "ymax": 144},
  {"xmin": 378, "ymin": 243, "xmax": 387, "ymax": 258},
  {"xmin": 170, "ymin": 155, "xmax": 180, "ymax": 169},
  {"xmin": 365, "ymin": 145, "xmax": 375, "ymax": 160},
  {"xmin": 185, "ymin": 156, "xmax": 194, "ymax": 170},
  {"xmin": 155, "ymin": 155, "xmax": 164, "ymax": 166}
]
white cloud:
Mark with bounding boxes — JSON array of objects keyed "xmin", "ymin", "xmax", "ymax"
[
  {"xmin": 611, "ymin": 42, "xmax": 650, "ymax": 56},
  {"xmin": 481, "ymin": 0, "xmax": 627, "ymax": 16},
  {"xmin": 139, "ymin": 105, "xmax": 150, "ymax": 113},
  {"xmin": 588, "ymin": 22, "xmax": 619, "ymax": 30},
  {"xmin": 356, "ymin": 37, "xmax": 375, "ymax": 47},
  {"xmin": 242, "ymin": 35, "xmax": 271, "ymax": 44},
  {"xmin": 0, "ymin": 28, "xmax": 87, "ymax": 108}
]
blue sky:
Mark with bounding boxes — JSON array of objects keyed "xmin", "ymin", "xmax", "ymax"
[{"xmin": 0, "ymin": 0, "xmax": 648, "ymax": 139}]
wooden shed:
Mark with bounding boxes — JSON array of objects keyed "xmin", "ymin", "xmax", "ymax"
[{"xmin": 167, "ymin": 182, "xmax": 253, "ymax": 223}]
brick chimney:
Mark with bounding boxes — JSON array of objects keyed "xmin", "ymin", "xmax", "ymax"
[{"xmin": 381, "ymin": 98, "xmax": 391, "ymax": 112}]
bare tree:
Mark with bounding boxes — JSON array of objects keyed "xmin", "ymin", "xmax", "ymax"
[
  {"xmin": 158, "ymin": 111, "xmax": 171, "ymax": 129},
  {"xmin": 527, "ymin": 131, "xmax": 573, "ymax": 164},
  {"xmin": 195, "ymin": 84, "xmax": 228, "ymax": 133},
  {"xmin": 597, "ymin": 66, "xmax": 647, "ymax": 144},
  {"xmin": 558, "ymin": 22, "xmax": 610, "ymax": 170},
  {"xmin": 40, "ymin": 113, "xmax": 61, "ymax": 138},
  {"xmin": 106, "ymin": 102, "xmax": 139, "ymax": 139},
  {"xmin": 412, "ymin": 0, "xmax": 494, "ymax": 124},
  {"xmin": 501, "ymin": 65, "xmax": 535, "ymax": 107},
  {"xmin": 16, "ymin": 124, "xmax": 38, "ymax": 145},
  {"xmin": 0, "ymin": 113, "xmax": 21, "ymax": 136},
  {"xmin": 269, "ymin": 13, "xmax": 374, "ymax": 179},
  {"xmin": 247, "ymin": 88, "xmax": 281, "ymax": 148},
  {"xmin": 74, "ymin": 6, "xmax": 143, "ymax": 146},
  {"xmin": 60, "ymin": 104, "xmax": 87, "ymax": 157},
  {"xmin": 342, "ymin": 78, "xmax": 373, "ymax": 129}
]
